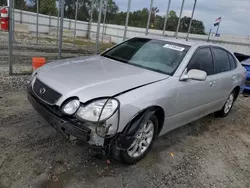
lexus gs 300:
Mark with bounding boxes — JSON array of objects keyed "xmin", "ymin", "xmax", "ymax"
[{"xmin": 27, "ymin": 37, "xmax": 246, "ymax": 164}]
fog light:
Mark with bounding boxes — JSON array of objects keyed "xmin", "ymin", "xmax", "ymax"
[{"xmin": 62, "ymin": 99, "xmax": 80, "ymax": 115}]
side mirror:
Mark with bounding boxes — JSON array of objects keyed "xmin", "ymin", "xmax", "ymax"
[{"xmin": 180, "ymin": 69, "xmax": 207, "ymax": 81}]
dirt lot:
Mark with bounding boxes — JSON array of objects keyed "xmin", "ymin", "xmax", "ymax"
[{"xmin": 0, "ymin": 77, "xmax": 250, "ymax": 188}]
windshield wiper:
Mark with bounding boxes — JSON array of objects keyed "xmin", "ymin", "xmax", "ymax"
[{"xmin": 103, "ymin": 54, "xmax": 128, "ymax": 64}]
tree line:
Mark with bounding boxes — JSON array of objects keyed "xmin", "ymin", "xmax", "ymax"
[{"xmin": 0, "ymin": 0, "xmax": 206, "ymax": 35}]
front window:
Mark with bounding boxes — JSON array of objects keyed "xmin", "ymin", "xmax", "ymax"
[
  {"xmin": 187, "ymin": 48, "xmax": 214, "ymax": 75},
  {"xmin": 102, "ymin": 37, "xmax": 190, "ymax": 75}
]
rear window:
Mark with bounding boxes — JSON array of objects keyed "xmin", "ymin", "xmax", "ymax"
[
  {"xmin": 228, "ymin": 53, "xmax": 237, "ymax": 70},
  {"xmin": 211, "ymin": 48, "xmax": 231, "ymax": 74},
  {"xmin": 102, "ymin": 38, "xmax": 190, "ymax": 75}
]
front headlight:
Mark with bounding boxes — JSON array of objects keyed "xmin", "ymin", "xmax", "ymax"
[
  {"xmin": 62, "ymin": 99, "xmax": 80, "ymax": 115},
  {"xmin": 76, "ymin": 98, "xmax": 119, "ymax": 122}
]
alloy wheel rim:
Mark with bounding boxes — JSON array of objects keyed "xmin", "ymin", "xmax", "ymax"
[
  {"xmin": 224, "ymin": 93, "xmax": 234, "ymax": 114},
  {"xmin": 127, "ymin": 120, "xmax": 154, "ymax": 158}
]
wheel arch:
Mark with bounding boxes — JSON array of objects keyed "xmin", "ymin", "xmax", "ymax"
[
  {"xmin": 233, "ymin": 86, "xmax": 241, "ymax": 100},
  {"xmin": 127, "ymin": 105, "xmax": 165, "ymax": 135},
  {"xmin": 117, "ymin": 105, "xmax": 165, "ymax": 149}
]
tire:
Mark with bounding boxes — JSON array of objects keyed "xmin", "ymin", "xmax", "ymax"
[
  {"xmin": 119, "ymin": 114, "xmax": 158, "ymax": 165},
  {"xmin": 215, "ymin": 91, "xmax": 236, "ymax": 117}
]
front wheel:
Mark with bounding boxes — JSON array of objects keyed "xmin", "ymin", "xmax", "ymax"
[
  {"xmin": 215, "ymin": 91, "xmax": 235, "ymax": 117},
  {"xmin": 120, "ymin": 114, "xmax": 158, "ymax": 164}
]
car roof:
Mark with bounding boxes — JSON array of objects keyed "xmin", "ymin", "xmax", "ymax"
[{"xmin": 136, "ymin": 35, "xmax": 222, "ymax": 48}]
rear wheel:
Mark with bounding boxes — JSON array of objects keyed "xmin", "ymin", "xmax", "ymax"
[
  {"xmin": 215, "ymin": 91, "xmax": 235, "ymax": 117},
  {"xmin": 120, "ymin": 114, "xmax": 158, "ymax": 164}
]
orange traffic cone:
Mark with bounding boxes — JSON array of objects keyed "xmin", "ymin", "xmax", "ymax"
[{"xmin": 32, "ymin": 57, "xmax": 46, "ymax": 70}]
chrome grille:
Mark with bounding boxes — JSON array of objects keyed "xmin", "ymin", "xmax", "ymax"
[{"xmin": 33, "ymin": 79, "xmax": 62, "ymax": 104}]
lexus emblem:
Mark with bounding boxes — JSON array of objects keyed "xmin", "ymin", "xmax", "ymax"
[{"xmin": 39, "ymin": 88, "xmax": 46, "ymax": 95}]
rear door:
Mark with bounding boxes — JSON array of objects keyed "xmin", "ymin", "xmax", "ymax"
[{"xmin": 210, "ymin": 47, "xmax": 235, "ymax": 100}]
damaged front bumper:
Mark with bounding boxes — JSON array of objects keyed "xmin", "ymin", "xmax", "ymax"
[{"xmin": 27, "ymin": 88, "xmax": 112, "ymax": 148}]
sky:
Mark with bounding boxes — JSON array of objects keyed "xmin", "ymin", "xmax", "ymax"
[{"xmin": 115, "ymin": 0, "xmax": 250, "ymax": 36}]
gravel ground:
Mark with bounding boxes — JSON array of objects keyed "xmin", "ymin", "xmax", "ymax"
[{"xmin": 0, "ymin": 76, "xmax": 250, "ymax": 188}]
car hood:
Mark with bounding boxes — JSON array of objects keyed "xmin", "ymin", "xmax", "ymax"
[{"xmin": 36, "ymin": 56, "xmax": 169, "ymax": 104}]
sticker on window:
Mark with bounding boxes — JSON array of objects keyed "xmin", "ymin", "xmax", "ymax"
[{"xmin": 163, "ymin": 44, "xmax": 185, "ymax": 51}]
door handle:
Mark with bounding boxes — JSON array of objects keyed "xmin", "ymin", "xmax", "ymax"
[{"xmin": 209, "ymin": 81, "xmax": 215, "ymax": 87}]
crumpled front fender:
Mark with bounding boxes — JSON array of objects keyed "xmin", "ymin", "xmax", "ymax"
[{"xmin": 116, "ymin": 108, "xmax": 156, "ymax": 149}]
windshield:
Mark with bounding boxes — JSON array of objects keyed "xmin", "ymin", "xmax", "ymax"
[{"xmin": 102, "ymin": 37, "xmax": 190, "ymax": 75}]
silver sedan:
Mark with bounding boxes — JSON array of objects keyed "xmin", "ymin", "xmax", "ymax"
[{"xmin": 27, "ymin": 37, "xmax": 246, "ymax": 164}]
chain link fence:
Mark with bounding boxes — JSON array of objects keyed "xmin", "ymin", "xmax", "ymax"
[{"xmin": 6, "ymin": 0, "xmax": 116, "ymax": 75}]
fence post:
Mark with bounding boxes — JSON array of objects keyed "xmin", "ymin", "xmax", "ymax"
[
  {"xmin": 8, "ymin": 0, "xmax": 13, "ymax": 75},
  {"xmin": 163, "ymin": 0, "xmax": 171, "ymax": 36},
  {"xmin": 175, "ymin": 0, "xmax": 185, "ymax": 38},
  {"xmin": 69, "ymin": 16, "xmax": 71, "ymax": 30},
  {"xmin": 49, "ymin": 12, "xmax": 51, "ymax": 31},
  {"xmin": 73, "ymin": 0, "xmax": 79, "ymax": 46},
  {"xmin": 88, "ymin": 0, "xmax": 94, "ymax": 41},
  {"xmin": 36, "ymin": 0, "xmax": 39, "ymax": 44},
  {"xmin": 56, "ymin": 0, "xmax": 61, "ymax": 45},
  {"xmin": 207, "ymin": 28, "xmax": 212, "ymax": 42},
  {"xmin": 123, "ymin": 0, "xmax": 131, "ymax": 41},
  {"xmin": 58, "ymin": 0, "xmax": 65, "ymax": 59},
  {"xmin": 20, "ymin": 1, "xmax": 22, "ymax": 24},
  {"xmin": 96, "ymin": 0, "xmax": 103, "ymax": 54},
  {"xmin": 145, "ymin": 0, "xmax": 154, "ymax": 36},
  {"xmin": 186, "ymin": 0, "xmax": 197, "ymax": 41},
  {"xmin": 12, "ymin": 0, "xmax": 15, "ymax": 41},
  {"xmin": 101, "ymin": 0, "xmax": 107, "ymax": 44}
]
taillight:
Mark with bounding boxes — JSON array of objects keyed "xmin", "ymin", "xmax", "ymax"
[
  {"xmin": 242, "ymin": 71, "xmax": 247, "ymax": 78},
  {"xmin": 241, "ymin": 70, "xmax": 247, "ymax": 84}
]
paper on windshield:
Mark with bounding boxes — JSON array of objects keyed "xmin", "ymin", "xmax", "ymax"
[{"xmin": 163, "ymin": 44, "xmax": 185, "ymax": 51}]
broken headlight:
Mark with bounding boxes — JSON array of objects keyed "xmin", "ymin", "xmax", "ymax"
[{"xmin": 76, "ymin": 98, "xmax": 119, "ymax": 122}]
